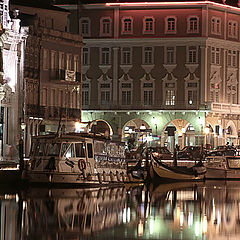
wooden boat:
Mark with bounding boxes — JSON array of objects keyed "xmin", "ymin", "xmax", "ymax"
[
  {"xmin": 22, "ymin": 133, "xmax": 143, "ymax": 186},
  {"xmin": 150, "ymin": 155, "xmax": 206, "ymax": 181},
  {"xmin": 205, "ymin": 155, "xmax": 240, "ymax": 179}
]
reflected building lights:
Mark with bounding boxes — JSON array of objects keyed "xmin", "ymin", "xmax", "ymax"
[
  {"xmin": 188, "ymin": 212, "xmax": 193, "ymax": 227},
  {"xmin": 138, "ymin": 220, "xmax": 144, "ymax": 236},
  {"xmin": 203, "ymin": 215, "xmax": 208, "ymax": 234}
]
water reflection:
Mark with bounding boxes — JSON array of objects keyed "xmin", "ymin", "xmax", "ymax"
[{"xmin": 2, "ymin": 181, "xmax": 240, "ymax": 239}]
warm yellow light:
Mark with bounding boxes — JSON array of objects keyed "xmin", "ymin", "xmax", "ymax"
[
  {"xmin": 203, "ymin": 215, "xmax": 208, "ymax": 233},
  {"xmin": 204, "ymin": 127, "xmax": 209, "ymax": 134},
  {"xmin": 138, "ymin": 220, "xmax": 144, "ymax": 236}
]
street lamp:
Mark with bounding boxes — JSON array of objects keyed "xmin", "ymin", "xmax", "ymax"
[{"xmin": 152, "ymin": 117, "xmax": 157, "ymax": 134}]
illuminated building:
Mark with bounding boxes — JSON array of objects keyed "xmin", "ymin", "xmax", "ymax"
[
  {"xmin": 0, "ymin": 0, "xmax": 27, "ymax": 160},
  {"xmin": 10, "ymin": 1, "xmax": 83, "ymax": 155},
  {"xmin": 57, "ymin": 0, "xmax": 240, "ymax": 149}
]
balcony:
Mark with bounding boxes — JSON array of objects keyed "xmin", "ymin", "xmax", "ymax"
[
  {"xmin": 49, "ymin": 69, "xmax": 81, "ymax": 82},
  {"xmin": 82, "ymin": 100, "xmax": 210, "ymax": 111},
  {"xmin": 211, "ymin": 102, "xmax": 240, "ymax": 114},
  {"xmin": 26, "ymin": 105, "xmax": 80, "ymax": 120}
]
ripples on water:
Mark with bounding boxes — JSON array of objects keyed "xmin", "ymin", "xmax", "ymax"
[{"xmin": 1, "ymin": 181, "xmax": 240, "ymax": 240}]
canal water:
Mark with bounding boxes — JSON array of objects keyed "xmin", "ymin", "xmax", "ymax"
[{"xmin": 1, "ymin": 181, "xmax": 240, "ymax": 240}]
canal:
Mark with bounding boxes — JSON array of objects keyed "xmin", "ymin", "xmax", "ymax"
[{"xmin": 1, "ymin": 181, "xmax": 240, "ymax": 239}]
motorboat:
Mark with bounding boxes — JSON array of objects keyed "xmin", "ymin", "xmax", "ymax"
[
  {"xmin": 150, "ymin": 154, "xmax": 206, "ymax": 181},
  {"xmin": 205, "ymin": 155, "xmax": 240, "ymax": 179},
  {"xmin": 22, "ymin": 132, "xmax": 144, "ymax": 186}
]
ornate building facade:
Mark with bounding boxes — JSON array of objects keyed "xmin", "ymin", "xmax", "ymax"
[
  {"xmin": 0, "ymin": 0, "xmax": 27, "ymax": 160},
  {"xmin": 57, "ymin": 0, "xmax": 240, "ymax": 150},
  {"xmin": 10, "ymin": 1, "xmax": 83, "ymax": 155}
]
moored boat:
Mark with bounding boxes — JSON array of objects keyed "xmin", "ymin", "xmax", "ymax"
[
  {"xmin": 22, "ymin": 133, "xmax": 144, "ymax": 186},
  {"xmin": 150, "ymin": 155, "xmax": 206, "ymax": 181},
  {"xmin": 205, "ymin": 155, "xmax": 240, "ymax": 179}
]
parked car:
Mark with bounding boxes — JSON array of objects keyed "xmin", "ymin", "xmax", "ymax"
[
  {"xmin": 208, "ymin": 145, "xmax": 236, "ymax": 156},
  {"xmin": 177, "ymin": 146, "xmax": 207, "ymax": 160},
  {"xmin": 148, "ymin": 146, "xmax": 174, "ymax": 160}
]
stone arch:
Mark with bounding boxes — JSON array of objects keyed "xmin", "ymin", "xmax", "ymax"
[
  {"xmin": 89, "ymin": 119, "xmax": 113, "ymax": 137},
  {"xmin": 226, "ymin": 120, "xmax": 237, "ymax": 137}
]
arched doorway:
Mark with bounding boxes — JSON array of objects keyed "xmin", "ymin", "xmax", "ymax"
[
  {"xmin": 122, "ymin": 119, "xmax": 150, "ymax": 150},
  {"xmin": 89, "ymin": 120, "xmax": 112, "ymax": 137}
]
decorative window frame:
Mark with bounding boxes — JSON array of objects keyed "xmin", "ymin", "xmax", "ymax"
[
  {"xmin": 164, "ymin": 46, "xmax": 176, "ymax": 65},
  {"xmin": 165, "ymin": 16, "xmax": 177, "ymax": 34},
  {"xmin": 211, "ymin": 47, "xmax": 220, "ymax": 65},
  {"xmin": 211, "ymin": 17, "xmax": 221, "ymax": 35},
  {"xmin": 228, "ymin": 20, "xmax": 238, "ymax": 39},
  {"xmin": 140, "ymin": 74, "xmax": 155, "ymax": 107},
  {"xmin": 119, "ymin": 74, "xmax": 133, "ymax": 106},
  {"xmin": 121, "ymin": 16, "xmax": 133, "ymax": 35},
  {"xmin": 142, "ymin": 46, "xmax": 154, "ymax": 65},
  {"xmin": 162, "ymin": 73, "xmax": 177, "ymax": 107},
  {"xmin": 79, "ymin": 17, "xmax": 91, "ymax": 37},
  {"xmin": 82, "ymin": 74, "xmax": 91, "ymax": 107},
  {"xmin": 187, "ymin": 16, "xmax": 199, "ymax": 33},
  {"xmin": 100, "ymin": 17, "xmax": 112, "ymax": 37},
  {"xmin": 121, "ymin": 47, "xmax": 132, "ymax": 65},
  {"xmin": 186, "ymin": 46, "xmax": 198, "ymax": 64},
  {"xmin": 83, "ymin": 47, "xmax": 90, "ymax": 66},
  {"xmin": 43, "ymin": 48, "xmax": 49, "ymax": 70},
  {"xmin": 184, "ymin": 73, "xmax": 199, "ymax": 107},
  {"xmin": 143, "ymin": 16, "xmax": 155, "ymax": 34},
  {"xmin": 97, "ymin": 75, "xmax": 112, "ymax": 106},
  {"xmin": 210, "ymin": 65, "xmax": 222, "ymax": 103},
  {"xmin": 100, "ymin": 47, "xmax": 111, "ymax": 66}
]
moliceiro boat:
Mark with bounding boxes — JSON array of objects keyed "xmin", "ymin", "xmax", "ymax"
[
  {"xmin": 23, "ymin": 133, "xmax": 143, "ymax": 186},
  {"xmin": 150, "ymin": 155, "xmax": 206, "ymax": 181},
  {"xmin": 205, "ymin": 156, "xmax": 240, "ymax": 179}
]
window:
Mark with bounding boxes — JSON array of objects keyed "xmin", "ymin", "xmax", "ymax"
[
  {"xmin": 83, "ymin": 48, "xmax": 89, "ymax": 65},
  {"xmin": 100, "ymin": 17, "xmax": 111, "ymax": 36},
  {"xmin": 188, "ymin": 90, "xmax": 197, "ymax": 105},
  {"xmin": 228, "ymin": 20, "xmax": 238, "ymax": 38},
  {"xmin": 122, "ymin": 90, "xmax": 131, "ymax": 105},
  {"xmin": 166, "ymin": 47, "xmax": 175, "ymax": 64},
  {"xmin": 122, "ymin": 47, "xmax": 131, "ymax": 65},
  {"xmin": 43, "ymin": 49, "xmax": 49, "ymax": 70},
  {"xmin": 100, "ymin": 83, "xmax": 110, "ymax": 105},
  {"xmin": 144, "ymin": 47, "xmax": 153, "ymax": 64},
  {"xmin": 187, "ymin": 16, "xmax": 199, "ymax": 33},
  {"xmin": 165, "ymin": 90, "xmax": 175, "ymax": 105},
  {"xmin": 186, "ymin": 80, "xmax": 198, "ymax": 106},
  {"xmin": 227, "ymin": 50, "xmax": 237, "ymax": 67},
  {"xmin": 143, "ymin": 17, "xmax": 154, "ymax": 34},
  {"xmin": 80, "ymin": 18, "xmax": 90, "ymax": 36},
  {"xmin": 122, "ymin": 17, "xmax": 133, "ymax": 34},
  {"xmin": 50, "ymin": 51, "xmax": 56, "ymax": 70},
  {"xmin": 101, "ymin": 47, "xmax": 110, "ymax": 65},
  {"xmin": 211, "ymin": 47, "xmax": 220, "ymax": 65},
  {"xmin": 74, "ymin": 55, "xmax": 79, "ymax": 72},
  {"xmin": 166, "ymin": 17, "xmax": 176, "ymax": 33},
  {"xmin": 211, "ymin": 17, "xmax": 221, "ymax": 35},
  {"xmin": 82, "ymin": 81, "xmax": 90, "ymax": 106},
  {"xmin": 66, "ymin": 54, "xmax": 72, "ymax": 70},
  {"xmin": 142, "ymin": 81, "xmax": 154, "ymax": 106},
  {"xmin": 59, "ymin": 52, "xmax": 65, "ymax": 69},
  {"xmin": 188, "ymin": 46, "xmax": 197, "ymax": 63},
  {"xmin": 210, "ymin": 83, "xmax": 220, "ymax": 103}
]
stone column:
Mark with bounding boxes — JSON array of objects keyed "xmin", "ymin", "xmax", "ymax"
[{"xmin": 200, "ymin": 45, "xmax": 208, "ymax": 104}]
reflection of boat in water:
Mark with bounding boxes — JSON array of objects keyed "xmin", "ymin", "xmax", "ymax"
[
  {"xmin": 150, "ymin": 155, "xmax": 206, "ymax": 181},
  {"xmin": 21, "ymin": 187, "xmax": 127, "ymax": 238},
  {"xmin": 205, "ymin": 156, "xmax": 240, "ymax": 179},
  {"xmin": 23, "ymin": 133, "xmax": 143, "ymax": 186}
]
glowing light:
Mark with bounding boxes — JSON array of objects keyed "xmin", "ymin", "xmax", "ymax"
[
  {"xmin": 188, "ymin": 212, "xmax": 193, "ymax": 226},
  {"xmin": 149, "ymin": 219, "xmax": 154, "ymax": 235},
  {"xmin": 127, "ymin": 207, "xmax": 131, "ymax": 222},
  {"xmin": 195, "ymin": 221, "xmax": 200, "ymax": 237},
  {"xmin": 138, "ymin": 220, "xmax": 144, "ymax": 236},
  {"xmin": 204, "ymin": 127, "xmax": 209, "ymax": 134},
  {"xmin": 203, "ymin": 215, "xmax": 208, "ymax": 233},
  {"xmin": 123, "ymin": 208, "xmax": 127, "ymax": 223},
  {"xmin": 180, "ymin": 212, "xmax": 184, "ymax": 227}
]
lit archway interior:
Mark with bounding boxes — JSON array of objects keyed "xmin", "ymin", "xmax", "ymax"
[
  {"xmin": 122, "ymin": 119, "xmax": 150, "ymax": 150},
  {"xmin": 89, "ymin": 120, "xmax": 112, "ymax": 137}
]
